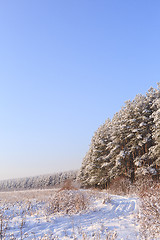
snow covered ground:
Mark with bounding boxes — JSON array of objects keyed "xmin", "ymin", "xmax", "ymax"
[{"xmin": 0, "ymin": 189, "xmax": 139, "ymax": 239}]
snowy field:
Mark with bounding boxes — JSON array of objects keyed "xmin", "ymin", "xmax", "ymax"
[{"xmin": 0, "ymin": 188, "xmax": 140, "ymax": 239}]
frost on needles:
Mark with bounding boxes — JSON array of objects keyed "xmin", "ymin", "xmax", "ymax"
[{"xmin": 78, "ymin": 83, "xmax": 160, "ymax": 188}]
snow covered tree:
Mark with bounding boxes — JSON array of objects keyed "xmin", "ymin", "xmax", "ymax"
[
  {"xmin": 78, "ymin": 119, "xmax": 113, "ymax": 188},
  {"xmin": 149, "ymin": 83, "xmax": 160, "ymax": 177},
  {"xmin": 78, "ymin": 83, "xmax": 160, "ymax": 188}
]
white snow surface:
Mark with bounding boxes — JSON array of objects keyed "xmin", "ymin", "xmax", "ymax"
[{"xmin": 0, "ymin": 189, "xmax": 139, "ymax": 239}]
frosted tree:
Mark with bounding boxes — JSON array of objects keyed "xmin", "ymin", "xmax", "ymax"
[
  {"xmin": 78, "ymin": 119, "xmax": 113, "ymax": 187},
  {"xmin": 149, "ymin": 83, "xmax": 160, "ymax": 177},
  {"xmin": 78, "ymin": 83, "xmax": 160, "ymax": 188},
  {"xmin": 129, "ymin": 94, "xmax": 153, "ymax": 178}
]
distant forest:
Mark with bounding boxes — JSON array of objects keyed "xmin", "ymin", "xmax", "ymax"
[
  {"xmin": 78, "ymin": 83, "xmax": 160, "ymax": 188},
  {"xmin": 0, "ymin": 170, "xmax": 77, "ymax": 191}
]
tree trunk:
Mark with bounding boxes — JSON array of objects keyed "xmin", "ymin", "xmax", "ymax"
[{"xmin": 129, "ymin": 153, "xmax": 135, "ymax": 183}]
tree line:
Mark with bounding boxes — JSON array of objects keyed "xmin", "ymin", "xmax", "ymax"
[{"xmin": 0, "ymin": 170, "xmax": 78, "ymax": 191}]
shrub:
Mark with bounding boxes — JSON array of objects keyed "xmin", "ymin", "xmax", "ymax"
[
  {"xmin": 108, "ymin": 176, "xmax": 131, "ymax": 195},
  {"xmin": 59, "ymin": 179, "xmax": 78, "ymax": 191},
  {"xmin": 47, "ymin": 190, "xmax": 89, "ymax": 215},
  {"xmin": 137, "ymin": 179, "xmax": 160, "ymax": 239}
]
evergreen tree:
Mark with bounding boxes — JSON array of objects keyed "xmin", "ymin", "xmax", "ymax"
[
  {"xmin": 78, "ymin": 83, "xmax": 160, "ymax": 187},
  {"xmin": 149, "ymin": 83, "xmax": 160, "ymax": 176}
]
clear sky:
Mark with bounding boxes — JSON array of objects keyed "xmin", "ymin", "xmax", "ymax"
[{"xmin": 0, "ymin": 0, "xmax": 160, "ymax": 180}]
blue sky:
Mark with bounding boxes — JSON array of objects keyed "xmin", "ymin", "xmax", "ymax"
[{"xmin": 0, "ymin": 0, "xmax": 160, "ymax": 180}]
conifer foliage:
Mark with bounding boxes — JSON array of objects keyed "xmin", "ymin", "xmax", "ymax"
[{"xmin": 78, "ymin": 83, "xmax": 160, "ymax": 188}]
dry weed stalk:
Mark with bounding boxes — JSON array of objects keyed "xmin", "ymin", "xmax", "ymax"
[{"xmin": 0, "ymin": 209, "xmax": 9, "ymax": 240}]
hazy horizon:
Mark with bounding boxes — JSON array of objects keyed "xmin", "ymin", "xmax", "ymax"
[{"xmin": 0, "ymin": 0, "xmax": 160, "ymax": 180}]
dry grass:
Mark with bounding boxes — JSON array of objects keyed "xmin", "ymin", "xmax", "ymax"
[
  {"xmin": 0, "ymin": 188, "xmax": 117, "ymax": 239},
  {"xmin": 0, "ymin": 188, "xmax": 58, "ymax": 203}
]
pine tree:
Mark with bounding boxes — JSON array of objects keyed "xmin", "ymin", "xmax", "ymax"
[
  {"xmin": 149, "ymin": 83, "xmax": 160, "ymax": 177},
  {"xmin": 78, "ymin": 83, "xmax": 160, "ymax": 187}
]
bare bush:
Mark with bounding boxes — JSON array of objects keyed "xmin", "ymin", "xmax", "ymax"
[
  {"xmin": 108, "ymin": 176, "xmax": 131, "ymax": 195},
  {"xmin": 59, "ymin": 179, "xmax": 78, "ymax": 191},
  {"xmin": 137, "ymin": 179, "xmax": 160, "ymax": 239},
  {"xmin": 132, "ymin": 176, "xmax": 155, "ymax": 194},
  {"xmin": 47, "ymin": 190, "xmax": 89, "ymax": 215}
]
